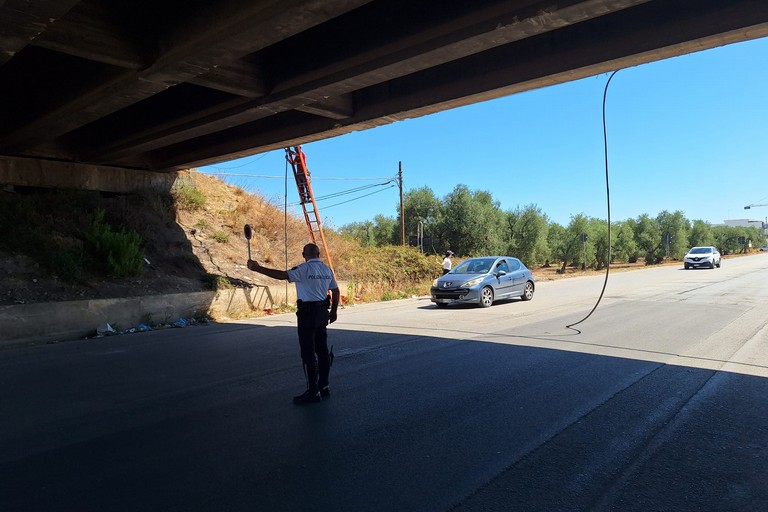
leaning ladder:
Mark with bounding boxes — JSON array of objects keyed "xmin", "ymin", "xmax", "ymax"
[{"xmin": 284, "ymin": 145, "xmax": 335, "ymax": 273}]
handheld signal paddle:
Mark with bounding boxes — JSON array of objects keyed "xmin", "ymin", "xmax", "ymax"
[{"xmin": 243, "ymin": 224, "xmax": 252, "ymax": 260}]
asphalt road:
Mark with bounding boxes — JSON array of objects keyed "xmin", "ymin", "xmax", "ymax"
[{"xmin": 2, "ymin": 254, "xmax": 768, "ymax": 511}]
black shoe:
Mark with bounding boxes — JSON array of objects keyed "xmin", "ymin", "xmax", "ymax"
[
  {"xmin": 293, "ymin": 388, "xmax": 321, "ymax": 404},
  {"xmin": 319, "ymin": 386, "xmax": 331, "ymax": 398}
]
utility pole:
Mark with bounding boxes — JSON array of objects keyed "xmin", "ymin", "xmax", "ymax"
[{"xmin": 399, "ymin": 161, "xmax": 405, "ymax": 246}]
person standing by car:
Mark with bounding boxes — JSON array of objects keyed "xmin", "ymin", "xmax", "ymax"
[
  {"xmin": 441, "ymin": 250, "xmax": 454, "ymax": 275},
  {"xmin": 247, "ymin": 243, "xmax": 340, "ymax": 404}
]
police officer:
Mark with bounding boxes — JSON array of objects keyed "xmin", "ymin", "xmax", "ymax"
[
  {"xmin": 441, "ymin": 250, "xmax": 454, "ymax": 275},
  {"xmin": 247, "ymin": 243, "xmax": 340, "ymax": 404}
]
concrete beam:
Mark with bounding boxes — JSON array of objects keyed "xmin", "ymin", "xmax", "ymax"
[{"xmin": 0, "ymin": 156, "xmax": 179, "ymax": 193}]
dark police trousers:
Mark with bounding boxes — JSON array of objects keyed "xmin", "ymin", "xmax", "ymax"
[{"xmin": 296, "ymin": 300, "xmax": 331, "ymax": 389}]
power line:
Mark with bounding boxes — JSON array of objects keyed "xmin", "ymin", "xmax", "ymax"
[
  {"xmin": 194, "ymin": 170, "xmax": 392, "ymax": 181},
  {"xmin": 322, "ymin": 184, "xmax": 397, "ymax": 209},
  {"xmin": 205, "ymin": 154, "xmax": 269, "ymax": 170},
  {"xmin": 311, "ymin": 179, "xmax": 397, "ymax": 201},
  {"xmin": 192, "ymin": 168, "xmax": 398, "ymax": 212},
  {"xmin": 288, "ymin": 179, "xmax": 397, "ymax": 206}
]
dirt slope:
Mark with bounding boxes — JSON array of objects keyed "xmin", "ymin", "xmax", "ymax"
[{"xmin": 0, "ymin": 172, "xmax": 311, "ymax": 306}]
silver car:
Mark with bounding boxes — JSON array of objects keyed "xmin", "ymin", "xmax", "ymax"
[
  {"xmin": 683, "ymin": 246, "xmax": 721, "ymax": 269},
  {"xmin": 430, "ymin": 256, "xmax": 535, "ymax": 308}
]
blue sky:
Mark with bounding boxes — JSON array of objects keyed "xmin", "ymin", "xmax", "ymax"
[{"xmin": 201, "ymin": 36, "xmax": 768, "ymax": 230}]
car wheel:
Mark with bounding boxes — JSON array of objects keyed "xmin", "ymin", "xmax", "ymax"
[
  {"xmin": 709, "ymin": 261, "xmax": 715, "ymax": 269},
  {"xmin": 684, "ymin": 263, "xmax": 690, "ymax": 269},
  {"xmin": 521, "ymin": 281, "xmax": 534, "ymax": 301},
  {"xmin": 716, "ymin": 259, "xmax": 721, "ymax": 268},
  {"xmin": 435, "ymin": 302, "xmax": 448, "ymax": 308},
  {"xmin": 479, "ymin": 287, "xmax": 494, "ymax": 308}
]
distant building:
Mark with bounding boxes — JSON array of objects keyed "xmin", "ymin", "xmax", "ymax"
[{"xmin": 721, "ymin": 218, "xmax": 768, "ymax": 237}]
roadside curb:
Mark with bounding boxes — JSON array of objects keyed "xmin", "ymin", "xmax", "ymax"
[
  {"xmin": 0, "ymin": 283, "xmax": 297, "ymax": 347},
  {"xmin": 0, "ymin": 292, "xmax": 216, "ymax": 347}
]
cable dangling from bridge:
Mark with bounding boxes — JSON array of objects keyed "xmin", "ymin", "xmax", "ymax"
[{"xmin": 566, "ymin": 69, "xmax": 620, "ymax": 331}]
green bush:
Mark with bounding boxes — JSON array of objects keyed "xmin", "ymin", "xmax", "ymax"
[
  {"xmin": 348, "ymin": 245, "xmax": 436, "ymax": 284},
  {"xmin": 48, "ymin": 245, "xmax": 85, "ymax": 282},
  {"xmin": 211, "ymin": 230, "xmax": 230, "ymax": 243},
  {"xmin": 85, "ymin": 210, "xmax": 145, "ymax": 278},
  {"xmin": 173, "ymin": 183, "xmax": 205, "ymax": 211},
  {"xmin": 203, "ymin": 274, "xmax": 233, "ymax": 290}
]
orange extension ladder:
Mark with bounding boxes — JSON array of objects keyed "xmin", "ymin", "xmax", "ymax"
[{"xmin": 284, "ymin": 146, "xmax": 335, "ymax": 273}]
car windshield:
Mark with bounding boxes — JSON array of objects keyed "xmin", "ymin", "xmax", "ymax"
[
  {"xmin": 451, "ymin": 258, "xmax": 495, "ymax": 274},
  {"xmin": 689, "ymin": 247, "xmax": 712, "ymax": 254}
]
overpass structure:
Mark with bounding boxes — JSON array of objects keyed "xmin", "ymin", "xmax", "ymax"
[{"xmin": 1, "ymin": 0, "xmax": 767, "ymax": 179}]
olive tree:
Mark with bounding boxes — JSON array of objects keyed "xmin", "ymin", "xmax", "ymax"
[
  {"xmin": 688, "ymin": 219, "xmax": 715, "ymax": 248},
  {"xmin": 656, "ymin": 210, "xmax": 690, "ymax": 260},
  {"xmin": 612, "ymin": 220, "xmax": 638, "ymax": 262},
  {"xmin": 505, "ymin": 204, "xmax": 549, "ymax": 267},
  {"xmin": 339, "ymin": 220, "xmax": 376, "ymax": 247},
  {"xmin": 436, "ymin": 185, "xmax": 506, "ymax": 256},
  {"xmin": 546, "ymin": 222, "xmax": 568, "ymax": 271},
  {"xmin": 400, "ymin": 186, "xmax": 442, "ymax": 249},
  {"xmin": 567, "ymin": 214, "xmax": 595, "ymax": 270},
  {"xmin": 588, "ymin": 218, "xmax": 611, "ymax": 270},
  {"xmin": 633, "ymin": 213, "xmax": 663, "ymax": 264}
]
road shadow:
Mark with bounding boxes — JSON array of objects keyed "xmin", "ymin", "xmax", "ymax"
[{"xmin": 3, "ymin": 318, "xmax": 767, "ymax": 511}]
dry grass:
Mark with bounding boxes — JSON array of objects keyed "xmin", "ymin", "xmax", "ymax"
[
  {"xmin": 176, "ymin": 171, "xmax": 310, "ymax": 271},
  {"xmin": 174, "ymin": 171, "xmax": 446, "ymax": 307}
]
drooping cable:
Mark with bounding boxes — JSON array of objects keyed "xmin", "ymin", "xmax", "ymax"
[
  {"xmin": 207, "ymin": 153, "xmax": 268, "ymax": 170},
  {"xmin": 287, "ymin": 182, "xmax": 397, "ymax": 209},
  {"xmin": 313, "ymin": 178, "xmax": 396, "ymax": 200},
  {"xmin": 291, "ymin": 177, "xmax": 397, "ymax": 205},
  {"xmin": 322, "ymin": 184, "xmax": 397, "ymax": 209},
  {"xmin": 566, "ymin": 70, "xmax": 619, "ymax": 330},
  {"xmin": 196, "ymin": 171, "xmax": 391, "ymax": 181},
  {"xmin": 284, "ymin": 156, "xmax": 289, "ymax": 303}
]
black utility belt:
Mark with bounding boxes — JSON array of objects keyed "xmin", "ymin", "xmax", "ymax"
[{"xmin": 297, "ymin": 299, "xmax": 329, "ymax": 309}]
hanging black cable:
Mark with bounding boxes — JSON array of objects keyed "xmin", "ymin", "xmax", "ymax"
[
  {"xmin": 284, "ymin": 156, "xmax": 289, "ymax": 304},
  {"xmin": 566, "ymin": 69, "xmax": 620, "ymax": 330}
]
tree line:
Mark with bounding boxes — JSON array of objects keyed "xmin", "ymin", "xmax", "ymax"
[{"xmin": 340, "ymin": 184, "xmax": 766, "ymax": 271}]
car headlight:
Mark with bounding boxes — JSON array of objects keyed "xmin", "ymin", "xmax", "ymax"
[
  {"xmin": 463, "ymin": 277, "xmax": 484, "ymax": 287},
  {"xmin": 432, "ymin": 279, "xmax": 439, "ymax": 287}
]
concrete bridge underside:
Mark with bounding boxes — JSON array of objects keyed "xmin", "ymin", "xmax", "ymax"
[{"xmin": 1, "ymin": 0, "xmax": 767, "ymax": 180}]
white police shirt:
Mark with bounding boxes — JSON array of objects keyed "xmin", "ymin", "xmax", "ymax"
[{"xmin": 286, "ymin": 258, "xmax": 338, "ymax": 302}]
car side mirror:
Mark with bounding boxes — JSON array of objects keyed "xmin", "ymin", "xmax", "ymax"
[{"xmin": 496, "ymin": 270, "xmax": 506, "ymax": 277}]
